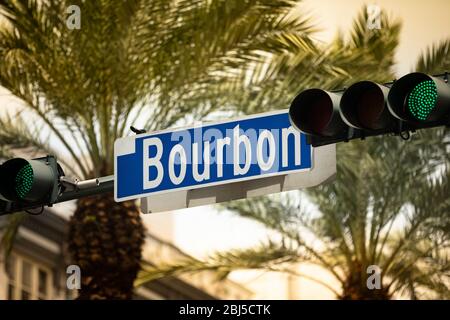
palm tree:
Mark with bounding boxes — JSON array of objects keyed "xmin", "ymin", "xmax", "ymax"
[
  {"xmin": 136, "ymin": 9, "xmax": 450, "ymax": 299},
  {"xmin": 0, "ymin": 0, "xmax": 321, "ymax": 299}
]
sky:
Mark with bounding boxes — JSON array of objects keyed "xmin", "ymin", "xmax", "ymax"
[{"xmin": 1, "ymin": 0, "xmax": 450, "ymax": 299}]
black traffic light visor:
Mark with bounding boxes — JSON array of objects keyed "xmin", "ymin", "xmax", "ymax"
[
  {"xmin": 289, "ymin": 89, "xmax": 346, "ymax": 137},
  {"xmin": 340, "ymin": 81, "xmax": 393, "ymax": 130}
]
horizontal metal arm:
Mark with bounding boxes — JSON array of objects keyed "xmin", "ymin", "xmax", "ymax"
[{"xmin": 56, "ymin": 175, "xmax": 114, "ymax": 203}]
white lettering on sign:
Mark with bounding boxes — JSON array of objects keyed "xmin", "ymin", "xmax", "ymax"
[
  {"xmin": 141, "ymin": 126, "xmax": 303, "ymax": 190},
  {"xmin": 143, "ymin": 138, "xmax": 163, "ymax": 189},
  {"xmin": 168, "ymin": 144, "xmax": 187, "ymax": 185},
  {"xmin": 115, "ymin": 110, "xmax": 316, "ymax": 202},
  {"xmin": 282, "ymin": 127, "xmax": 301, "ymax": 167},
  {"xmin": 192, "ymin": 142, "xmax": 210, "ymax": 182},
  {"xmin": 233, "ymin": 125, "xmax": 252, "ymax": 176},
  {"xmin": 257, "ymin": 130, "xmax": 276, "ymax": 171},
  {"xmin": 216, "ymin": 137, "xmax": 231, "ymax": 178}
]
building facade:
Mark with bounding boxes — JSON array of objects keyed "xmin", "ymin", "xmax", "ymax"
[{"xmin": 0, "ymin": 209, "xmax": 252, "ymax": 300}]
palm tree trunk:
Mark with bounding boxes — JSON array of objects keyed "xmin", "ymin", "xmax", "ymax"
[
  {"xmin": 340, "ymin": 273, "xmax": 391, "ymax": 300},
  {"xmin": 339, "ymin": 286, "xmax": 391, "ymax": 300},
  {"xmin": 68, "ymin": 194, "xmax": 145, "ymax": 299}
]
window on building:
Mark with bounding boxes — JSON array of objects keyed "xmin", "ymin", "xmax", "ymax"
[
  {"xmin": 38, "ymin": 268, "xmax": 49, "ymax": 299},
  {"xmin": 5, "ymin": 253, "xmax": 52, "ymax": 300},
  {"xmin": 65, "ymin": 286, "xmax": 78, "ymax": 300}
]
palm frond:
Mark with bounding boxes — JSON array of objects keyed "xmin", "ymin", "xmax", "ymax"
[
  {"xmin": 136, "ymin": 240, "xmax": 300, "ymax": 286},
  {"xmin": 0, "ymin": 0, "xmax": 318, "ymax": 176},
  {"xmin": 232, "ymin": 5, "xmax": 401, "ymax": 115},
  {"xmin": 0, "ymin": 112, "xmax": 77, "ymax": 176},
  {"xmin": 0, "ymin": 212, "xmax": 27, "ymax": 261},
  {"xmin": 416, "ymin": 39, "xmax": 450, "ymax": 74},
  {"xmin": 223, "ymin": 194, "xmax": 301, "ymax": 237}
]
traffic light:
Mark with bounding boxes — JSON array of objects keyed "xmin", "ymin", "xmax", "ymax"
[
  {"xmin": 0, "ymin": 156, "xmax": 64, "ymax": 215},
  {"xmin": 289, "ymin": 72, "xmax": 450, "ymax": 146}
]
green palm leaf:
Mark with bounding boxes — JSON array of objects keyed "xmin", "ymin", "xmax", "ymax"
[{"xmin": 416, "ymin": 39, "xmax": 450, "ymax": 74}]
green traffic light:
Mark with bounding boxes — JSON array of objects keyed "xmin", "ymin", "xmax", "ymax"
[
  {"xmin": 15, "ymin": 164, "xmax": 34, "ymax": 199},
  {"xmin": 407, "ymin": 80, "xmax": 438, "ymax": 121}
]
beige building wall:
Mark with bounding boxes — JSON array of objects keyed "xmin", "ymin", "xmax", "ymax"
[{"xmin": 143, "ymin": 213, "xmax": 175, "ymax": 243}]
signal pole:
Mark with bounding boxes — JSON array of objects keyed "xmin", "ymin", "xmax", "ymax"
[{"xmin": 57, "ymin": 175, "xmax": 114, "ymax": 203}]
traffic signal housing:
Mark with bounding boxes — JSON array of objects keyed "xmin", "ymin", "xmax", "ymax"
[
  {"xmin": 387, "ymin": 73, "xmax": 450, "ymax": 124},
  {"xmin": 0, "ymin": 156, "xmax": 64, "ymax": 215},
  {"xmin": 289, "ymin": 72, "xmax": 450, "ymax": 146}
]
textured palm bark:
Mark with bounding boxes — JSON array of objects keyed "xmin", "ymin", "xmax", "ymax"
[
  {"xmin": 339, "ymin": 263, "xmax": 391, "ymax": 300},
  {"xmin": 339, "ymin": 285, "xmax": 391, "ymax": 300},
  {"xmin": 68, "ymin": 194, "xmax": 145, "ymax": 299}
]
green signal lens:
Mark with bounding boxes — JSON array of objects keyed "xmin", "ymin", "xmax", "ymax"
[
  {"xmin": 15, "ymin": 164, "xmax": 34, "ymax": 199},
  {"xmin": 407, "ymin": 80, "xmax": 438, "ymax": 121}
]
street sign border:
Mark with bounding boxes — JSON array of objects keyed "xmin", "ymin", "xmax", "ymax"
[{"xmin": 114, "ymin": 109, "xmax": 313, "ymax": 202}]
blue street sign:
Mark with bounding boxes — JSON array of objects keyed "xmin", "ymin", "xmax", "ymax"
[{"xmin": 114, "ymin": 110, "xmax": 312, "ymax": 202}]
